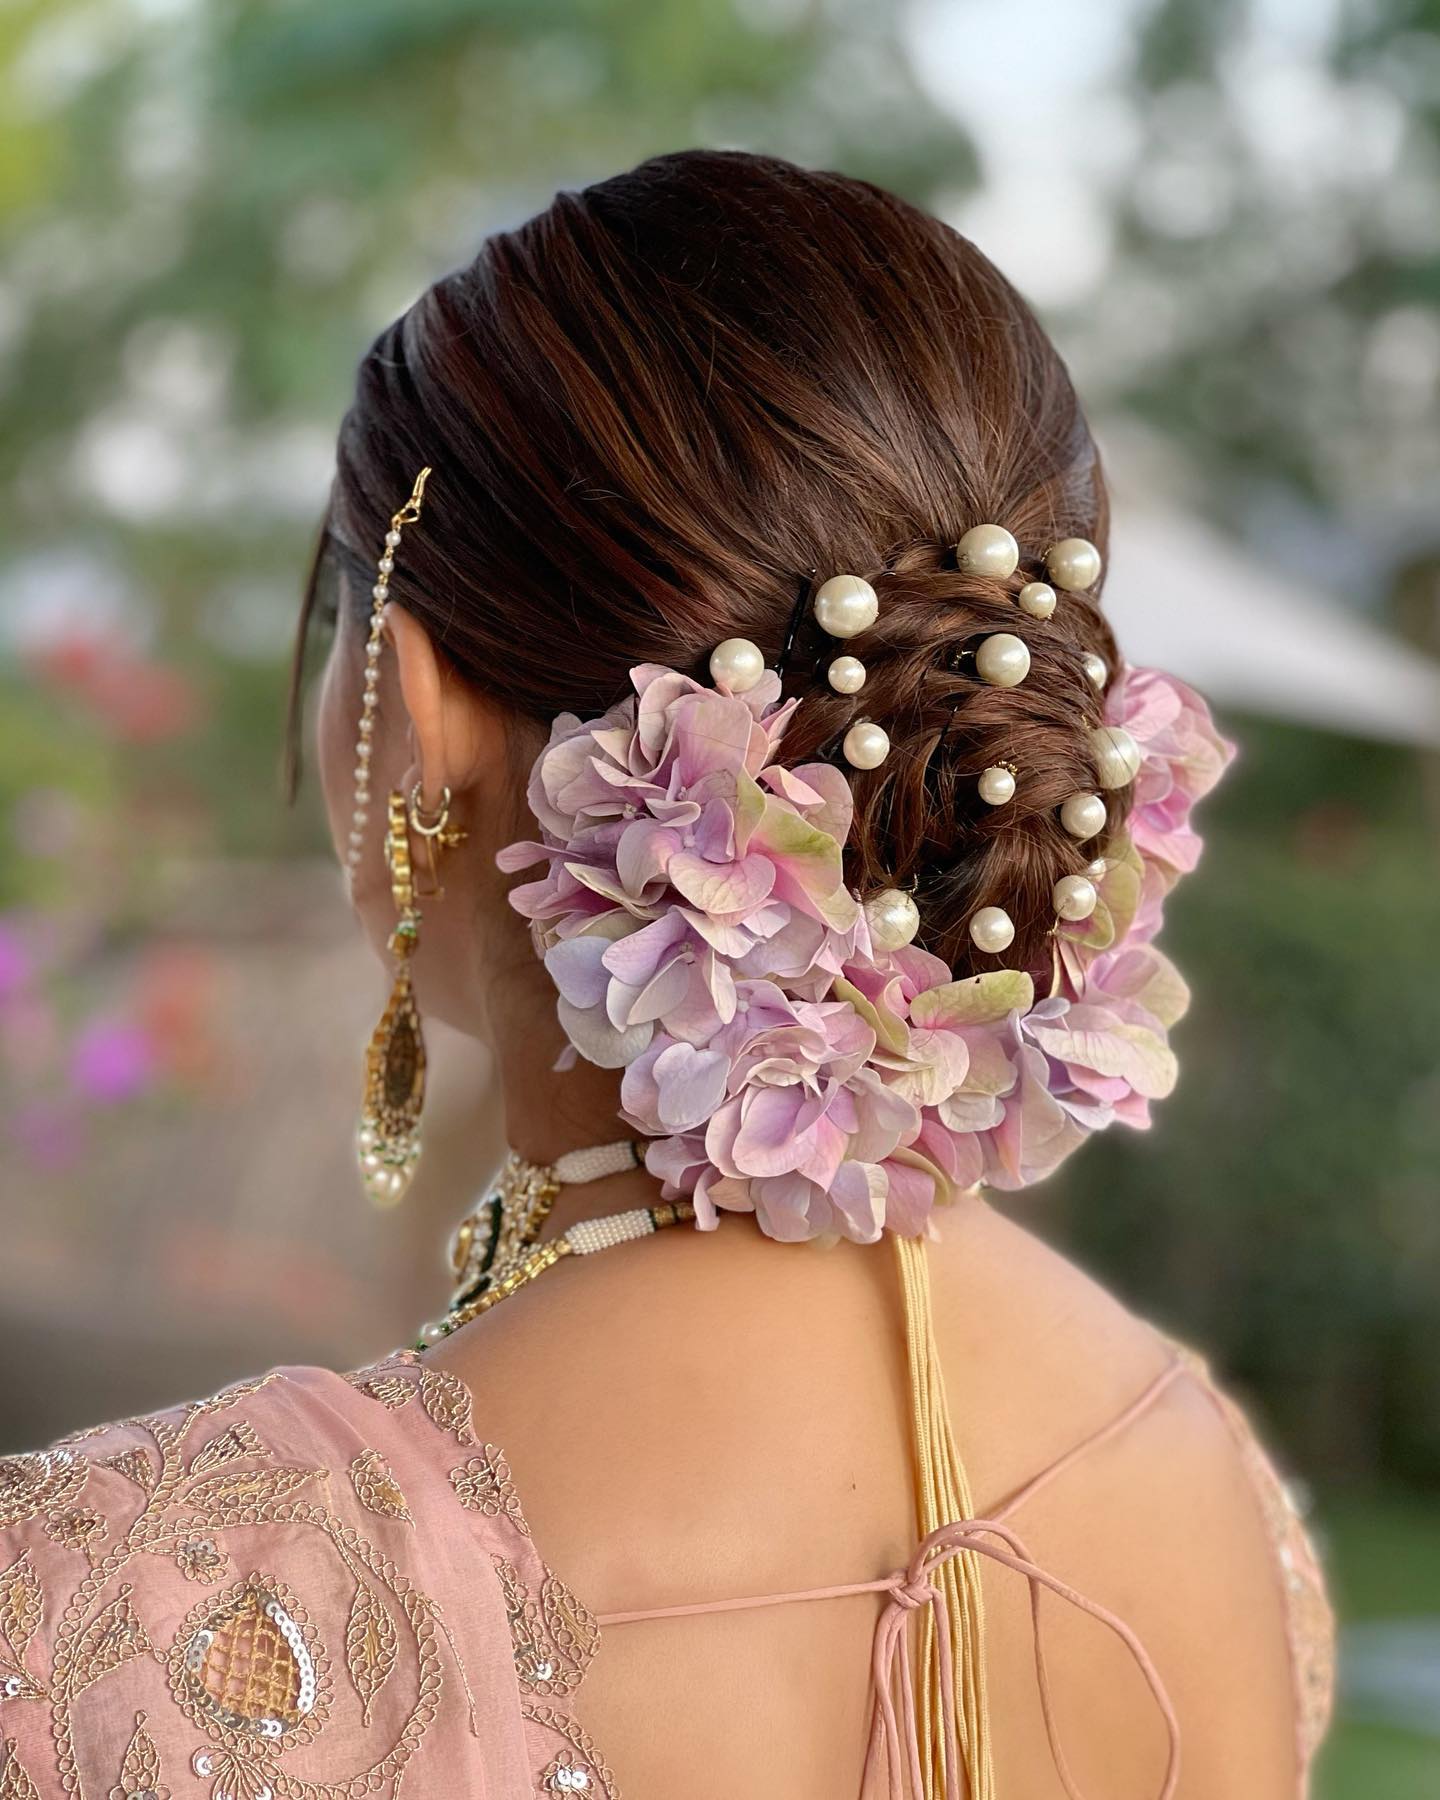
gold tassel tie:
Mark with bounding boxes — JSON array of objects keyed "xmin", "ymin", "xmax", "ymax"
[{"xmin": 895, "ymin": 1233, "xmax": 995, "ymax": 1800}]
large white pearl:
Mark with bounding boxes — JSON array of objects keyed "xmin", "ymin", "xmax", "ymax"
[
  {"xmin": 1060, "ymin": 791, "xmax": 1107, "ymax": 839},
  {"xmin": 708, "ymin": 636, "xmax": 765, "ymax": 692},
  {"xmin": 956, "ymin": 523, "xmax": 1020, "ymax": 580},
  {"xmin": 975, "ymin": 633, "xmax": 1031, "ymax": 688},
  {"xmin": 977, "ymin": 765, "xmax": 1016, "ymax": 806},
  {"xmin": 1017, "ymin": 581, "xmax": 1056, "ymax": 619},
  {"xmin": 842, "ymin": 720, "xmax": 890, "ymax": 769},
  {"xmin": 1053, "ymin": 874, "xmax": 1098, "ymax": 921},
  {"xmin": 827, "ymin": 654, "xmax": 867, "ymax": 694},
  {"xmin": 864, "ymin": 887, "xmax": 921, "ymax": 951},
  {"xmin": 814, "ymin": 574, "xmax": 879, "ymax": 639},
  {"xmin": 1044, "ymin": 537, "xmax": 1103, "ymax": 592},
  {"xmin": 1083, "ymin": 651, "xmax": 1108, "ymax": 689},
  {"xmin": 1090, "ymin": 724, "xmax": 1142, "ymax": 789},
  {"xmin": 969, "ymin": 906, "xmax": 1016, "ymax": 954}
]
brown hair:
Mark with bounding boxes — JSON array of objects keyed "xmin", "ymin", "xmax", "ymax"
[{"xmin": 296, "ymin": 148, "xmax": 1125, "ymax": 980}]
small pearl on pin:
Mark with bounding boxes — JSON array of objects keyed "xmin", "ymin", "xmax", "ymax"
[
  {"xmin": 813, "ymin": 575, "xmax": 879, "ymax": 639},
  {"xmin": 956, "ymin": 523, "xmax": 1020, "ymax": 580},
  {"xmin": 842, "ymin": 721, "xmax": 890, "ymax": 769},
  {"xmin": 827, "ymin": 655, "xmax": 867, "ymax": 694},
  {"xmin": 975, "ymin": 633, "xmax": 1031, "ymax": 688},
  {"xmin": 708, "ymin": 637, "xmax": 766, "ymax": 693},
  {"xmin": 969, "ymin": 906, "xmax": 1015, "ymax": 954},
  {"xmin": 977, "ymin": 765, "xmax": 1017, "ymax": 806}
]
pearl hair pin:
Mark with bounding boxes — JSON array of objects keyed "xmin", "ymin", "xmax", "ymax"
[
  {"xmin": 827, "ymin": 654, "xmax": 867, "ymax": 694},
  {"xmin": 1044, "ymin": 537, "xmax": 1103, "ymax": 592},
  {"xmin": 1083, "ymin": 651, "xmax": 1108, "ymax": 690},
  {"xmin": 975, "ymin": 632, "xmax": 1031, "ymax": 688},
  {"xmin": 969, "ymin": 906, "xmax": 1016, "ymax": 954},
  {"xmin": 709, "ymin": 636, "xmax": 766, "ymax": 693},
  {"xmin": 977, "ymin": 763, "xmax": 1018, "ymax": 806},
  {"xmin": 956, "ymin": 523, "xmax": 1020, "ymax": 579},
  {"xmin": 813, "ymin": 573, "xmax": 879, "ymax": 639},
  {"xmin": 1053, "ymin": 874, "xmax": 1098, "ymax": 922},
  {"xmin": 1017, "ymin": 582, "xmax": 1056, "ymax": 619},
  {"xmin": 864, "ymin": 887, "xmax": 921, "ymax": 951},
  {"xmin": 1090, "ymin": 724, "xmax": 1142, "ymax": 789},
  {"xmin": 843, "ymin": 720, "xmax": 890, "ymax": 769},
  {"xmin": 1060, "ymin": 791, "xmax": 1108, "ymax": 840}
]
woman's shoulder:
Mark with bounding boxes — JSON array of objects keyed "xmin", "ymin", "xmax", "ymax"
[{"xmin": 0, "ymin": 1356, "xmax": 615, "ymax": 1799}]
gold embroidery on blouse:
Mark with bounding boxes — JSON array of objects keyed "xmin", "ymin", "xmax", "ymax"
[
  {"xmin": 7, "ymin": 1361, "xmax": 609, "ymax": 1799},
  {"xmin": 493, "ymin": 1559, "xmax": 598, "ymax": 1698},
  {"xmin": 109, "ymin": 1710, "xmax": 169, "ymax": 1800},
  {"xmin": 188, "ymin": 1423, "xmax": 268, "ymax": 1478},
  {"xmin": 170, "ymin": 1572, "xmax": 330, "ymax": 1748},
  {"xmin": 524, "ymin": 1706, "xmax": 617, "ymax": 1799},
  {"xmin": 418, "ymin": 1369, "xmax": 476, "ymax": 1446},
  {"xmin": 0, "ymin": 1450, "xmax": 88, "ymax": 1531},
  {"xmin": 45, "ymin": 1508, "xmax": 108, "ymax": 1561},
  {"xmin": 0, "ymin": 1735, "xmax": 43, "ymax": 1800},
  {"xmin": 349, "ymin": 1452, "xmax": 413, "ymax": 1526},
  {"xmin": 104, "ymin": 1449, "xmax": 158, "ymax": 1494},
  {"xmin": 349, "ymin": 1372, "xmax": 416, "ymax": 1411},
  {"xmin": 450, "ymin": 1446, "xmax": 530, "ymax": 1536},
  {"xmin": 162, "ymin": 1537, "xmax": 229, "ymax": 1585},
  {"xmin": 0, "ymin": 1553, "xmax": 42, "ymax": 1668},
  {"xmin": 40, "ymin": 1391, "xmax": 449, "ymax": 1800},
  {"xmin": 72, "ymin": 1586, "xmax": 153, "ymax": 1695},
  {"xmin": 344, "ymin": 1579, "xmax": 398, "ymax": 1728}
]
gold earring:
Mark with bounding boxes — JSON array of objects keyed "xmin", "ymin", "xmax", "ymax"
[
  {"xmin": 408, "ymin": 782, "xmax": 467, "ymax": 899},
  {"xmin": 351, "ymin": 466, "xmax": 435, "ymax": 1207},
  {"xmin": 357, "ymin": 791, "xmax": 427, "ymax": 1207}
]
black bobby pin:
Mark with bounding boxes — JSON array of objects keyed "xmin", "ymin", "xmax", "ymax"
[{"xmin": 776, "ymin": 567, "xmax": 818, "ymax": 683}]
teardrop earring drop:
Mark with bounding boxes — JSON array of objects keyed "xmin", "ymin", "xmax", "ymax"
[{"xmin": 358, "ymin": 791, "xmax": 427, "ymax": 1208}]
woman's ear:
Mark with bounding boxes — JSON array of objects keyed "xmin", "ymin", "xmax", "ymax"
[{"xmin": 383, "ymin": 603, "xmax": 506, "ymax": 806}]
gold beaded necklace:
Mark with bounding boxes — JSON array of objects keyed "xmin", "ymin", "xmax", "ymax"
[{"xmin": 416, "ymin": 1139, "xmax": 692, "ymax": 1349}]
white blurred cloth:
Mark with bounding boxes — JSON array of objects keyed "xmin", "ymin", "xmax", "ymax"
[{"xmin": 1107, "ymin": 506, "xmax": 1440, "ymax": 748}]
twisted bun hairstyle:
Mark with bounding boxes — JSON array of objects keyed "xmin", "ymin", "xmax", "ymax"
[{"xmin": 300, "ymin": 148, "xmax": 1127, "ymax": 980}]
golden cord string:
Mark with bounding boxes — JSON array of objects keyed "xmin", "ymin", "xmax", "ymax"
[{"xmin": 895, "ymin": 1233, "xmax": 994, "ymax": 1800}]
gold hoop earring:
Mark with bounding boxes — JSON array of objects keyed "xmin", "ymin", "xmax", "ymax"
[
  {"xmin": 407, "ymin": 783, "xmax": 466, "ymax": 898},
  {"xmin": 357, "ymin": 791, "xmax": 426, "ymax": 1207}
]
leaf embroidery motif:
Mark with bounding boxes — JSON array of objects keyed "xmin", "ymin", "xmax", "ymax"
[
  {"xmin": 103, "ymin": 1447, "xmax": 157, "ymax": 1492},
  {"xmin": 71, "ymin": 1588, "xmax": 152, "ymax": 1695},
  {"xmin": 344, "ymin": 1581, "xmax": 397, "ymax": 1727},
  {"xmin": 109, "ymin": 1710, "xmax": 169, "ymax": 1800},
  {"xmin": 182, "ymin": 1465, "xmax": 321, "ymax": 1519},
  {"xmin": 0, "ymin": 1736, "xmax": 42, "ymax": 1800},
  {"xmin": 351, "ymin": 1372, "xmax": 415, "ymax": 1410},
  {"xmin": 348, "ymin": 1451, "xmax": 412, "ymax": 1525},
  {"xmin": 0, "ymin": 1450, "xmax": 86, "ymax": 1530},
  {"xmin": 0, "ymin": 1554, "xmax": 41, "ymax": 1664},
  {"xmin": 449, "ymin": 1446, "xmax": 529, "ymax": 1536},
  {"xmin": 419, "ymin": 1368, "xmax": 475, "ymax": 1445},
  {"xmin": 187, "ymin": 1421, "xmax": 267, "ymax": 1477}
]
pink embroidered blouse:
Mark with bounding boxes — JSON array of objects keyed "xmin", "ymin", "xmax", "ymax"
[{"xmin": 0, "ymin": 1347, "xmax": 1333, "ymax": 1800}]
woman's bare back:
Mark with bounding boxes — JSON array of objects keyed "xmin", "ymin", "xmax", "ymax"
[{"xmin": 437, "ymin": 1195, "xmax": 1324, "ymax": 1797}]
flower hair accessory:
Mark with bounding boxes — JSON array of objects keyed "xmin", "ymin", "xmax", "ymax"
[{"xmin": 498, "ymin": 541, "xmax": 1235, "ymax": 1245}]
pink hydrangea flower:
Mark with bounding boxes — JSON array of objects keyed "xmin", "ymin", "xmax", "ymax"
[
  {"xmin": 499, "ymin": 658, "xmax": 1232, "ymax": 1242},
  {"xmin": 1108, "ymin": 666, "xmax": 1236, "ymax": 876}
]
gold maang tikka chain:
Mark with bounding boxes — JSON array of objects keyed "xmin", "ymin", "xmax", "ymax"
[{"xmin": 352, "ymin": 466, "xmax": 467, "ymax": 1208}]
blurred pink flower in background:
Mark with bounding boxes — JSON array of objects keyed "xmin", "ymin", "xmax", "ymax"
[
  {"xmin": 28, "ymin": 632, "xmax": 201, "ymax": 743},
  {"xmin": 69, "ymin": 1017, "xmax": 157, "ymax": 1103}
]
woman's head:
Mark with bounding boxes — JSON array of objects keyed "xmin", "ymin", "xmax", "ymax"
[{"xmin": 308, "ymin": 149, "xmax": 1123, "ymax": 1041}]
